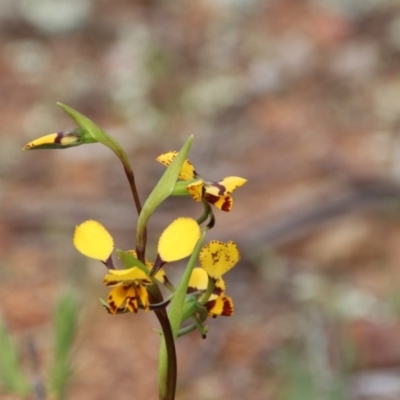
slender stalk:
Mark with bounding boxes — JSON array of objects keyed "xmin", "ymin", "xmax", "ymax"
[
  {"xmin": 124, "ymin": 168, "xmax": 142, "ymax": 215},
  {"xmin": 148, "ymin": 287, "xmax": 177, "ymax": 400},
  {"xmin": 155, "ymin": 310, "xmax": 176, "ymax": 400},
  {"xmin": 124, "ymin": 167, "xmax": 147, "ymax": 261}
]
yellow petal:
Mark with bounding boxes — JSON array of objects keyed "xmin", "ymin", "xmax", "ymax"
[
  {"xmin": 188, "ymin": 267, "xmax": 209, "ymax": 293},
  {"xmin": 156, "ymin": 151, "xmax": 197, "ymax": 181},
  {"xmin": 137, "ymin": 284, "xmax": 150, "ymax": 311},
  {"xmin": 124, "ymin": 286, "xmax": 139, "ymax": 313},
  {"xmin": 103, "ymin": 267, "xmax": 152, "ymax": 286},
  {"xmin": 207, "ymin": 194, "xmax": 233, "ymax": 212},
  {"xmin": 211, "ymin": 277, "xmax": 226, "ymax": 300},
  {"xmin": 200, "ymin": 240, "xmax": 240, "ymax": 279},
  {"xmin": 23, "ymin": 133, "xmax": 59, "ymax": 149},
  {"xmin": 107, "ymin": 285, "xmax": 132, "ymax": 314},
  {"xmin": 158, "ymin": 217, "xmax": 201, "ymax": 262},
  {"xmin": 204, "ymin": 177, "xmax": 246, "ymax": 197},
  {"xmin": 202, "ymin": 176, "xmax": 246, "ymax": 211},
  {"xmin": 206, "ymin": 295, "xmax": 234, "ymax": 317},
  {"xmin": 220, "ymin": 176, "xmax": 247, "ymax": 193},
  {"xmin": 73, "ymin": 220, "xmax": 114, "ymax": 261},
  {"xmin": 186, "ymin": 180, "xmax": 204, "ymax": 202}
]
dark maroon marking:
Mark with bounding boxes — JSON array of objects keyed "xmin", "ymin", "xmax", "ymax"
[
  {"xmin": 203, "ymin": 193, "xmax": 219, "ymax": 205},
  {"xmin": 126, "ymin": 297, "xmax": 138, "ymax": 313},
  {"xmin": 109, "ymin": 301, "xmax": 117, "ymax": 313},
  {"xmin": 221, "ymin": 297, "xmax": 233, "ymax": 316},
  {"xmin": 213, "ymin": 285, "xmax": 224, "ymax": 296},
  {"xmin": 221, "ymin": 196, "xmax": 231, "ymax": 212},
  {"xmin": 205, "ymin": 299, "xmax": 216, "ymax": 313},
  {"xmin": 211, "ymin": 251, "xmax": 219, "ymax": 262},
  {"xmin": 187, "ymin": 286, "xmax": 198, "ymax": 294},
  {"xmin": 54, "ymin": 132, "xmax": 65, "ymax": 144},
  {"xmin": 210, "ymin": 182, "xmax": 226, "ymax": 196}
]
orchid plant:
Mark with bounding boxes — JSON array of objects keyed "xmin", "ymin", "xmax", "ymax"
[{"xmin": 23, "ymin": 103, "xmax": 246, "ymax": 400}]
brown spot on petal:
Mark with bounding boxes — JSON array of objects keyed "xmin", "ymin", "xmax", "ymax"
[
  {"xmin": 220, "ymin": 196, "xmax": 232, "ymax": 212},
  {"xmin": 203, "ymin": 193, "xmax": 219, "ymax": 205},
  {"xmin": 211, "ymin": 182, "xmax": 226, "ymax": 196},
  {"xmin": 126, "ymin": 294, "xmax": 139, "ymax": 313},
  {"xmin": 108, "ymin": 300, "xmax": 118, "ymax": 314},
  {"xmin": 187, "ymin": 286, "xmax": 198, "ymax": 294},
  {"xmin": 221, "ymin": 297, "xmax": 234, "ymax": 316},
  {"xmin": 213, "ymin": 285, "xmax": 224, "ymax": 297},
  {"xmin": 205, "ymin": 299, "xmax": 218, "ymax": 318}
]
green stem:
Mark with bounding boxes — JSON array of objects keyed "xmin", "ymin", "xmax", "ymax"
[
  {"xmin": 154, "ymin": 310, "xmax": 176, "ymax": 400},
  {"xmin": 149, "ymin": 285, "xmax": 177, "ymax": 400},
  {"xmin": 196, "ymin": 201, "xmax": 212, "ymax": 225},
  {"xmin": 199, "ymin": 278, "xmax": 216, "ymax": 306},
  {"xmin": 124, "ymin": 167, "xmax": 147, "ymax": 260}
]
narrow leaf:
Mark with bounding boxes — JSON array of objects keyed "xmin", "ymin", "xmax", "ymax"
[{"xmin": 136, "ymin": 136, "xmax": 194, "ymax": 253}]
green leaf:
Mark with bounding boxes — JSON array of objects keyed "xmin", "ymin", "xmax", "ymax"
[
  {"xmin": 0, "ymin": 321, "xmax": 30, "ymax": 394},
  {"xmin": 136, "ymin": 136, "xmax": 194, "ymax": 253}
]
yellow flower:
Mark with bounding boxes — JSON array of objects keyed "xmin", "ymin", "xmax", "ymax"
[
  {"xmin": 103, "ymin": 268, "xmax": 152, "ymax": 314},
  {"xmin": 199, "ymin": 240, "xmax": 240, "ymax": 279},
  {"xmin": 186, "ymin": 176, "xmax": 247, "ymax": 212},
  {"xmin": 188, "ymin": 268, "xmax": 233, "ymax": 317},
  {"xmin": 157, "ymin": 151, "xmax": 246, "ymax": 211},
  {"xmin": 73, "ymin": 220, "xmax": 114, "ymax": 264}
]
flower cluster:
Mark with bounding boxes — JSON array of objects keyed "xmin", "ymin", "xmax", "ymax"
[{"xmin": 73, "ymin": 219, "xmax": 240, "ymax": 322}]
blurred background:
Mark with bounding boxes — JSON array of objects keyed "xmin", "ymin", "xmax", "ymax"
[{"xmin": 2, "ymin": 0, "xmax": 400, "ymax": 399}]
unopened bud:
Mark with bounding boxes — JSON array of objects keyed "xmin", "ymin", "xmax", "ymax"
[{"xmin": 23, "ymin": 128, "xmax": 96, "ymax": 150}]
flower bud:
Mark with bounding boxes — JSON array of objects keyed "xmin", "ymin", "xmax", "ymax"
[{"xmin": 23, "ymin": 128, "xmax": 97, "ymax": 150}]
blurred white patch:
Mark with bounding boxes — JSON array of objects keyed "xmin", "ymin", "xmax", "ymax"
[
  {"xmin": 351, "ymin": 371, "xmax": 400, "ymax": 399},
  {"xmin": 18, "ymin": 0, "xmax": 92, "ymax": 34},
  {"xmin": 4, "ymin": 40, "xmax": 51, "ymax": 81}
]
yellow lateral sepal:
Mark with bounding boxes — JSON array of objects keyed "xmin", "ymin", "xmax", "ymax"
[
  {"xmin": 158, "ymin": 217, "xmax": 201, "ymax": 262},
  {"xmin": 73, "ymin": 220, "xmax": 114, "ymax": 261}
]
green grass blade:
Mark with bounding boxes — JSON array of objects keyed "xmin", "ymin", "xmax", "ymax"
[
  {"xmin": 48, "ymin": 293, "xmax": 78, "ymax": 400},
  {"xmin": 0, "ymin": 321, "xmax": 30, "ymax": 394}
]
